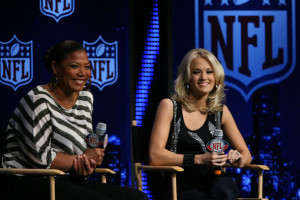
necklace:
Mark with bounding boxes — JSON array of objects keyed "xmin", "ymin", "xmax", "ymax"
[{"xmin": 46, "ymin": 83, "xmax": 79, "ymax": 109}]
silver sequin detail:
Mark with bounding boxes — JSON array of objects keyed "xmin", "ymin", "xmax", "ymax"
[
  {"xmin": 208, "ymin": 121, "xmax": 216, "ymax": 136},
  {"xmin": 187, "ymin": 131, "xmax": 208, "ymax": 152},
  {"xmin": 170, "ymin": 100, "xmax": 180, "ymax": 153}
]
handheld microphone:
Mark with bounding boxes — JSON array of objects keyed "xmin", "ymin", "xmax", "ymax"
[
  {"xmin": 86, "ymin": 122, "xmax": 109, "ymax": 149},
  {"xmin": 96, "ymin": 122, "xmax": 108, "ymax": 149},
  {"xmin": 96, "ymin": 122, "xmax": 106, "ymax": 135},
  {"xmin": 206, "ymin": 112, "xmax": 229, "ymax": 175}
]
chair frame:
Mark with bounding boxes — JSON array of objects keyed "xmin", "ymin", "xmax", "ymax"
[
  {"xmin": 0, "ymin": 128, "xmax": 116, "ymax": 200},
  {"xmin": 134, "ymin": 163, "xmax": 269, "ymax": 200},
  {"xmin": 224, "ymin": 163, "xmax": 270, "ymax": 200},
  {"xmin": 133, "ymin": 163, "xmax": 184, "ymax": 200},
  {"xmin": 94, "ymin": 168, "xmax": 116, "ymax": 183},
  {"xmin": 0, "ymin": 167, "xmax": 116, "ymax": 200},
  {"xmin": 131, "ymin": 120, "xmax": 270, "ymax": 200},
  {"xmin": 0, "ymin": 168, "xmax": 65, "ymax": 200}
]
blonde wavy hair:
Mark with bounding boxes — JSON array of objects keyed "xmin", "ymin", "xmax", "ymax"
[{"xmin": 172, "ymin": 48, "xmax": 226, "ymax": 114}]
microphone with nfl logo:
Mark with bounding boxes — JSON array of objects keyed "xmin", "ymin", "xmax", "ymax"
[
  {"xmin": 206, "ymin": 112, "xmax": 229, "ymax": 175},
  {"xmin": 86, "ymin": 122, "xmax": 109, "ymax": 149}
]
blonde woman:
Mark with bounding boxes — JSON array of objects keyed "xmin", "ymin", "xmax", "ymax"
[{"xmin": 149, "ymin": 48, "xmax": 252, "ymax": 200}]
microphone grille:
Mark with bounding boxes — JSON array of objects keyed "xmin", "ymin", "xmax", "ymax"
[
  {"xmin": 213, "ymin": 129, "xmax": 223, "ymax": 138},
  {"xmin": 96, "ymin": 122, "xmax": 107, "ymax": 135}
]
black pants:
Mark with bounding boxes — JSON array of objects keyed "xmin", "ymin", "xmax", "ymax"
[
  {"xmin": 0, "ymin": 174, "xmax": 148, "ymax": 200},
  {"xmin": 176, "ymin": 175, "xmax": 239, "ymax": 200}
]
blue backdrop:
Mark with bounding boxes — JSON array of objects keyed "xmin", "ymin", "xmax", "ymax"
[
  {"xmin": 1, "ymin": 0, "xmax": 299, "ymax": 199},
  {"xmin": 0, "ymin": 0, "xmax": 131, "ymax": 185},
  {"xmin": 172, "ymin": 0, "xmax": 299, "ymax": 199}
]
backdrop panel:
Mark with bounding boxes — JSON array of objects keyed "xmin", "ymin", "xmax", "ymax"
[
  {"xmin": 172, "ymin": 0, "xmax": 299, "ymax": 199},
  {"xmin": 0, "ymin": 0, "xmax": 131, "ymax": 185}
]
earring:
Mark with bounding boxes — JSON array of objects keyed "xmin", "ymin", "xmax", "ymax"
[
  {"xmin": 186, "ymin": 84, "xmax": 190, "ymax": 92},
  {"xmin": 52, "ymin": 74, "xmax": 57, "ymax": 88},
  {"xmin": 215, "ymin": 84, "xmax": 218, "ymax": 89},
  {"xmin": 85, "ymin": 77, "xmax": 92, "ymax": 89}
]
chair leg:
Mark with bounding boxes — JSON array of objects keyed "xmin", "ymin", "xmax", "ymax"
[
  {"xmin": 137, "ymin": 168, "xmax": 143, "ymax": 191},
  {"xmin": 134, "ymin": 163, "xmax": 143, "ymax": 191},
  {"xmin": 258, "ymin": 170, "xmax": 263, "ymax": 199},
  {"xmin": 50, "ymin": 175, "xmax": 55, "ymax": 200},
  {"xmin": 171, "ymin": 172, "xmax": 177, "ymax": 200},
  {"xmin": 102, "ymin": 174, "xmax": 107, "ymax": 183}
]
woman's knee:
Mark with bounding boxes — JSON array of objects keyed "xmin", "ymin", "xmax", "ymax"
[
  {"xmin": 178, "ymin": 189, "xmax": 210, "ymax": 200},
  {"xmin": 120, "ymin": 187, "xmax": 149, "ymax": 200},
  {"xmin": 210, "ymin": 176, "xmax": 239, "ymax": 200}
]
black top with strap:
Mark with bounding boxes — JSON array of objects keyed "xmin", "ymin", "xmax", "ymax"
[{"xmin": 166, "ymin": 99, "xmax": 223, "ymax": 190}]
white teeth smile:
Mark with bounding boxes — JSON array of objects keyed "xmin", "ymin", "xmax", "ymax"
[
  {"xmin": 199, "ymin": 83, "xmax": 209, "ymax": 86},
  {"xmin": 74, "ymin": 80, "xmax": 85, "ymax": 84}
]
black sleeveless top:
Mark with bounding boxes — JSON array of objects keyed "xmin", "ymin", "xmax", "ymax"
[{"xmin": 166, "ymin": 99, "xmax": 223, "ymax": 190}]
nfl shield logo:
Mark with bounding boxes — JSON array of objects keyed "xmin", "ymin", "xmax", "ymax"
[
  {"xmin": 40, "ymin": 0, "xmax": 75, "ymax": 22},
  {"xmin": 83, "ymin": 35, "xmax": 118, "ymax": 91},
  {"xmin": 0, "ymin": 35, "xmax": 33, "ymax": 91},
  {"xmin": 196, "ymin": 0, "xmax": 296, "ymax": 101}
]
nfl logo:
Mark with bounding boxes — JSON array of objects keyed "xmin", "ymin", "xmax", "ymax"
[
  {"xmin": 196, "ymin": 0, "xmax": 296, "ymax": 101},
  {"xmin": 83, "ymin": 35, "xmax": 118, "ymax": 91},
  {"xmin": 40, "ymin": 0, "xmax": 75, "ymax": 22},
  {"xmin": 0, "ymin": 35, "xmax": 33, "ymax": 91},
  {"xmin": 206, "ymin": 138, "xmax": 229, "ymax": 153},
  {"xmin": 86, "ymin": 133, "xmax": 101, "ymax": 148}
]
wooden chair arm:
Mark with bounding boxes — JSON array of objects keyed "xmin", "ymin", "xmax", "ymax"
[
  {"xmin": 223, "ymin": 163, "xmax": 269, "ymax": 200},
  {"xmin": 137, "ymin": 165, "xmax": 184, "ymax": 172},
  {"xmin": 0, "ymin": 168, "xmax": 65, "ymax": 176},
  {"xmin": 223, "ymin": 163, "xmax": 270, "ymax": 171},
  {"xmin": 0, "ymin": 168, "xmax": 65, "ymax": 200},
  {"xmin": 93, "ymin": 168, "xmax": 116, "ymax": 183},
  {"xmin": 94, "ymin": 168, "xmax": 116, "ymax": 174},
  {"xmin": 134, "ymin": 163, "xmax": 183, "ymax": 200}
]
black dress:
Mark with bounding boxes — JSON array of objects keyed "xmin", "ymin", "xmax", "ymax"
[{"xmin": 163, "ymin": 99, "xmax": 239, "ymax": 200}]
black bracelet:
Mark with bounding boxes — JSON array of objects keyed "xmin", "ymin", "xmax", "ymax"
[{"xmin": 183, "ymin": 154, "xmax": 195, "ymax": 167}]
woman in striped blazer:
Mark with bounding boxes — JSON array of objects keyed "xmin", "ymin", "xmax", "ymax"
[{"xmin": 0, "ymin": 40, "xmax": 148, "ymax": 200}]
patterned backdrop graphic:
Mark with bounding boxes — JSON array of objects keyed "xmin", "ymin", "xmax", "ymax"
[
  {"xmin": 171, "ymin": 0, "xmax": 300, "ymax": 199},
  {"xmin": 0, "ymin": 0, "xmax": 300, "ymax": 199},
  {"xmin": 0, "ymin": 0, "xmax": 131, "ymax": 186}
]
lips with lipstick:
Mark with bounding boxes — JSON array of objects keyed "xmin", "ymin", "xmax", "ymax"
[
  {"xmin": 73, "ymin": 79, "xmax": 87, "ymax": 85},
  {"xmin": 198, "ymin": 82, "xmax": 210, "ymax": 86}
]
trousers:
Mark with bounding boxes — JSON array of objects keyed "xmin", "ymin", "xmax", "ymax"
[
  {"xmin": 0, "ymin": 174, "xmax": 148, "ymax": 200},
  {"xmin": 176, "ymin": 175, "xmax": 239, "ymax": 200}
]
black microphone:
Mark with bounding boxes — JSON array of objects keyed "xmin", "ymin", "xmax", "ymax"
[{"xmin": 86, "ymin": 122, "xmax": 108, "ymax": 149}]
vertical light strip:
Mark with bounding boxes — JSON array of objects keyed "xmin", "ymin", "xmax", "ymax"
[
  {"xmin": 135, "ymin": 0, "xmax": 160, "ymax": 127},
  {"xmin": 134, "ymin": 0, "xmax": 159, "ymax": 199}
]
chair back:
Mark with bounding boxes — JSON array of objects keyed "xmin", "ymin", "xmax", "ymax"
[
  {"xmin": 0, "ymin": 128, "xmax": 7, "ymax": 163},
  {"xmin": 131, "ymin": 120, "xmax": 152, "ymax": 165}
]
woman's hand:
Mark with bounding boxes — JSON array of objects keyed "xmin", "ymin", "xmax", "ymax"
[
  {"xmin": 195, "ymin": 152, "xmax": 228, "ymax": 166},
  {"xmin": 221, "ymin": 105, "xmax": 252, "ymax": 167},
  {"xmin": 228, "ymin": 149, "xmax": 242, "ymax": 167},
  {"xmin": 83, "ymin": 147, "xmax": 105, "ymax": 165},
  {"xmin": 72, "ymin": 148, "xmax": 105, "ymax": 176},
  {"xmin": 73, "ymin": 154, "xmax": 96, "ymax": 176}
]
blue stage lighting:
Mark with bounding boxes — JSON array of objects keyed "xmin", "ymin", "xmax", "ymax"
[{"xmin": 134, "ymin": 0, "xmax": 160, "ymax": 198}]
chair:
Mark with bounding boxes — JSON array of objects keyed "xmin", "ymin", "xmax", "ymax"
[
  {"xmin": 0, "ymin": 128, "xmax": 116, "ymax": 200},
  {"xmin": 131, "ymin": 120, "xmax": 184, "ymax": 200},
  {"xmin": 131, "ymin": 120, "xmax": 270, "ymax": 200},
  {"xmin": 223, "ymin": 163, "xmax": 270, "ymax": 200},
  {"xmin": 0, "ymin": 168, "xmax": 116, "ymax": 200},
  {"xmin": 0, "ymin": 168, "xmax": 65, "ymax": 200}
]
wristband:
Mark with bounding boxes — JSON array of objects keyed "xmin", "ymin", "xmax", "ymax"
[{"xmin": 183, "ymin": 154, "xmax": 195, "ymax": 167}]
